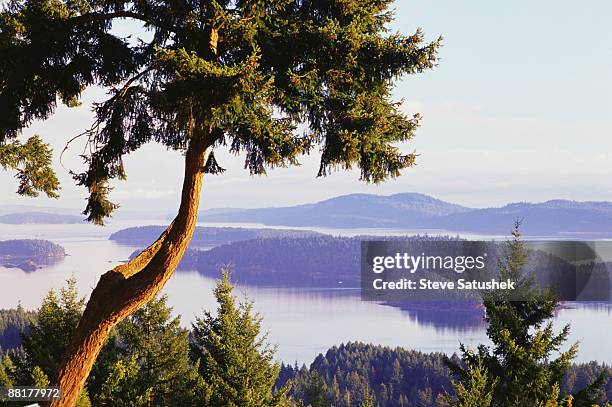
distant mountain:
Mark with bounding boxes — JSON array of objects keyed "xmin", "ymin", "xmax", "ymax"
[
  {"xmin": 0, "ymin": 204, "xmax": 80, "ymax": 216},
  {"xmin": 110, "ymin": 225, "xmax": 322, "ymax": 247},
  {"xmin": 201, "ymin": 193, "xmax": 470, "ymax": 228},
  {"xmin": 435, "ymin": 200, "xmax": 612, "ymax": 235},
  {"xmin": 0, "ymin": 205, "xmax": 170, "ymax": 222},
  {"xmin": 0, "ymin": 212, "xmax": 83, "ymax": 224},
  {"xmin": 200, "ymin": 193, "xmax": 612, "ymax": 236}
]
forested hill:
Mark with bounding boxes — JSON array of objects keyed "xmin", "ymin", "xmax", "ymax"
[
  {"xmin": 181, "ymin": 236, "xmax": 360, "ymax": 286},
  {"xmin": 178, "ymin": 235, "xmax": 462, "ymax": 287},
  {"xmin": 278, "ymin": 343, "xmax": 455, "ymax": 406},
  {"xmin": 277, "ymin": 342, "xmax": 612, "ymax": 407},
  {"xmin": 0, "ymin": 239, "xmax": 65, "ymax": 258},
  {"xmin": 110, "ymin": 225, "xmax": 322, "ymax": 247},
  {"xmin": 201, "ymin": 193, "xmax": 612, "ymax": 236},
  {"xmin": 0, "ymin": 239, "xmax": 66, "ymax": 271}
]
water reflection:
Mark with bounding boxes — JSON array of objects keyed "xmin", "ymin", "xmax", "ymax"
[
  {"xmin": 383, "ymin": 301, "xmax": 486, "ymax": 331},
  {"xmin": 163, "ymin": 270, "xmax": 489, "ymax": 363}
]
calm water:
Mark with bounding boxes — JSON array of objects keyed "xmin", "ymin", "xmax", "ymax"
[{"xmin": 1, "ymin": 222, "xmax": 611, "ymax": 364}]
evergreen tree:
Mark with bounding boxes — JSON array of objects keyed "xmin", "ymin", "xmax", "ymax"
[
  {"xmin": 95, "ymin": 356, "xmax": 145, "ymax": 406},
  {"xmin": 0, "ymin": 304, "xmax": 36, "ymax": 350},
  {"xmin": 446, "ymin": 360, "xmax": 496, "ymax": 407},
  {"xmin": 31, "ymin": 365, "xmax": 50, "ymax": 387},
  {"xmin": 191, "ymin": 270, "xmax": 287, "ymax": 407},
  {"xmin": 13, "ymin": 278, "xmax": 115, "ymax": 405},
  {"xmin": 294, "ymin": 371, "xmax": 332, "ymax": 407},
  {"xmin": 447, "ymin": 223, "xmax": 606, "ymax": 407},
  {"xmin": 0, "ymin": 135, "xmax": 59, "ymax": 198},
  {"xmin": 0, "ymin": 354, "xmax": 13, "ymax": 388},
  {"xmin": 17, "ymin": 277, "xmax": 85, "ymax": 381},
  {"xmin": 0, "ymin": 353, "xmax": 16, "ymax": 407},
  {"xmin": 95, "ymin": 295, "xmax": 203, "ymax": 406},
  {"xmin": 360, "ymin": 385, "xmax": 376, "ymax": 407},
  {"xmin": 1, "ymin": 1, "xmax": 440, "ymax": 402}
]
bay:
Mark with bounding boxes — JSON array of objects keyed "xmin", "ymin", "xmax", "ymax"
[{"xmin": 1, "ymin": 221, "xmax": 610, "ymax": 364}]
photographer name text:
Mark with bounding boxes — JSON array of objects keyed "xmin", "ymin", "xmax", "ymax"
[{"xmin": 372, "ymin": 278, "xmax": 516, "ymax": 291}]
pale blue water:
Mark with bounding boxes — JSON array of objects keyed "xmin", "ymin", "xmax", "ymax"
[{"xmin": 1, "ymin": 222, "xmax": 611, "ymax": 364}]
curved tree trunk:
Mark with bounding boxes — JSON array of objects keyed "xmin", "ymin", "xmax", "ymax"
[{"xmin": 50, "ymin": 134, "xmax": 209, "ymax": 407}]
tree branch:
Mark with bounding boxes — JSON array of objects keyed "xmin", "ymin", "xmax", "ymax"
[
  {"xmin": 67, "ymin": 11, "xmax": 153, "ymax": 26},
  {"xmin": 66, "ymin": 11, "xmax": 180, "ymax": 33}
]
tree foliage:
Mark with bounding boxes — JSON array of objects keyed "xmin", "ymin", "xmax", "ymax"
[
  {"xmin": 279, "ymin": 342, "xmax": 455, "ymax": 407},
  {"xmin": 0, "ymin": 305, "xmax": 36, "ymax": 351},
  {"xmin": 1, "ymin": 279, "xmax": 611, "ymax": 406},
  {"xmin": 93, "ymin": 295, "xmax": 203, "ymax": 406},
  {"xmin": 1, "ymin": 0, "xmax": 440, "ymax": 224},
  {"xmin": 8, "ymin": 278, "xmax": 95, "ymax": 406},
  {"xmin": 0, "ymin": 135, "xmax": 59, "ymax": 197},
  {"xmin": 16, "ymin": 277, "xmax": 85, "ymax": 381},
  {"xmin": 446, "ymin": 224, "xmax": 607, "ymax": 407},
  {"xmin": 447, "ymin": 360, "xmax": 496, "ymax": 407},
  {"xmin": 191, "ymin": 270, "xmax": 287, "ymax": 406}
]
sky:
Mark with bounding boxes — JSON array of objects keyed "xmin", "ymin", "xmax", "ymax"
[{"xmin": 1, "ymin": 0, "xmax": 611, "ymax": 215}]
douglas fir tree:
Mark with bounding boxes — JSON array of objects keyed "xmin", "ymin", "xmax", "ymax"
[
  {"xmin": 191, "ymin": 271, "xmax": 286, "ymax": 407},
  {"xmin": 0, "ymin": 1, "xmax": 440, "ymax": 404},
  {"xmin": 447, "ymin": 224, "xmax": 606, "ymax": 407}
]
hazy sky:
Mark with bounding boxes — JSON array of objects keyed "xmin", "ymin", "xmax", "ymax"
[{"xmin": 1, "ymin": 0, "xmax": 611, "ymax": 215}]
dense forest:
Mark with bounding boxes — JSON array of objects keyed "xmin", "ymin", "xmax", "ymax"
[
  {"xmin": 1, "ymin": 304, "xmax": 611, "ymax": 406},
  {"xmin": 277, "ymin": 343, "xmax": 612, "ymax": 407},
  {"xmin": 0, "ymin": 307, "xmax": 35, "ymax": 350},
  {"xmin": 278, "ymin": 343, "xmax": 455, "ymax": 406},
  {"xmin": 110, "ymin": 226, "xmax": 322, "ymax": 247},
  {"xmin": 180, "ymin": 235, "xmax": 362, "ymax": 286}
]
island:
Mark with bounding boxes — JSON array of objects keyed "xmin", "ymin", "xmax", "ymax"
[
  {"xmin": 110, "ymin": 225, "xmax": 322, "ymax": 247},
  {"xmin": 169, "ymin": 235, "xmax": 611, "ymax": 302},
  {"xmin": 176, "ymin": 235, "xmax": 468, "ymax": 288},
  {"xmin": 0, "ymin": 239, "xmax": 66, "ymax": 271}
]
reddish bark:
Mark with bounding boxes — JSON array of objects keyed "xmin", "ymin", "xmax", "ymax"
[{"xmin": 49, "ymin": 134, "xmax": 209, "ymax": 407}]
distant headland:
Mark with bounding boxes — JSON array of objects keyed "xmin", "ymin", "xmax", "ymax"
[{"xmin": 0, "ymin": 212, "xmax": 83, "ymax": 224}]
